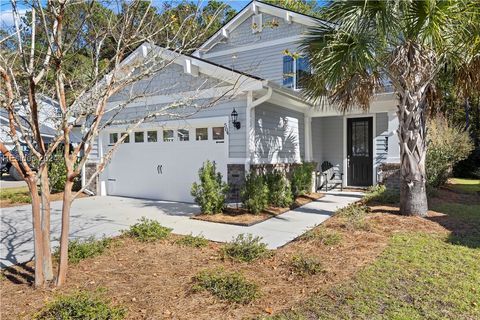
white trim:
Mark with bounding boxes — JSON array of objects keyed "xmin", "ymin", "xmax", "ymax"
[
  {"xmin": 202, "ymin": 35, "xmax": 301, "ymax": 59},
  {"xmin": 343, "ymin": 114, "xmax": 377, "ymax": 187},
  {"xmin": 194, "ymin": 1, "xmax": 329, "ymax": 56},
  {"xmin": 304, "ymin": 115, "xmax": 312, "ymax": 161},
  {"xmin": 102, "ymin": 116, "xmax": 229, "ymax": 132}
]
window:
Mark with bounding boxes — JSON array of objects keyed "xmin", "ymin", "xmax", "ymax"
[
  {"xmin": 212, "ymin": 127, "xmax": 224, "ymax": 140},
  {"xmin": 121, "ymin": 132, "xmax": 130, "ymax": 143},
  {"xmin": 134, "ymin": 131, "xmax": 144, "ymax": 143},
  {"xmin": 196, "ymin": 128, "xmax": 208, "ymax": 140},
  {"xmin": 283, "ymin": 55, "xmax": 311, "ymax": 90},
  {"xmin": 163, "ymin": 129, "xmax": 174, "ymax": 142},
  {"xmin": 178, "ymin": 129, "xmax": 189, "ymax": 141},
  {"xmin": 109, "ymin": 133, "xmax": 118, "ymax": 144},
  {"xmin": 147, "ymin": 131, "xmax": 157, "ymax": 142}
]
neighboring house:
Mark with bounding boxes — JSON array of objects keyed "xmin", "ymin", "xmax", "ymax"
[
  {"xmin": 0, "ymin": 95, "xmax": 59, "ymax": 150},
  {"xmin": 90, "ymin": 1, "xmax": 400, "ymax": 202}
]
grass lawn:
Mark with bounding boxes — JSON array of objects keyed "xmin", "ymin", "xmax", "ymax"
[
  {"xmin": 0, "ymin": 187, "xmax": 31, "ymax": 206},
  {"xmin": 446, "ymin": 178, "xmax": 480, "ymax": 193},
  {"xmin": 1, "ymin": 188, "xmax": 479, "ymax": 319}
]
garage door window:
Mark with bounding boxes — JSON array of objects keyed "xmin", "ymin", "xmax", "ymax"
[
  {"xmin": 147, "ymin": 131, "xmax": 157, "ymax": 142},
  {"xmin": 121, "ymin": 133, "xmax": 130, "ymax": 143},
  {"xmin": 134, "ymin": 132, "xmax": 144, "ymax": 143},
  {"xmin": 109, "ymin": 133, "xmax": 118, "ymax": 144},
  {"xmin": 178, "ymin": 129, "xmax": 189, "ymax": 141},
  {"xmin": 212, "ymin": 127, "xmax": 224, "ymax": 140},
  {"xmin": 163, "ymin": 129, "xmax": 174, "ymax": 142},
  {"xmin": 196, "ymin": 128, "xmax": 208, "ymax": 140}
]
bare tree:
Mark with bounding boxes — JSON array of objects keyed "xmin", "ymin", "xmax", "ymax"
[{"xmin": 0, "ymin": 0, "xmax": 245, "ymax": 287}]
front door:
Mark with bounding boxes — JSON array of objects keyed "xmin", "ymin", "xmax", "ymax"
[{"xmin": 347, "ymin": 117, "xmax": 373, "ymax": 186}]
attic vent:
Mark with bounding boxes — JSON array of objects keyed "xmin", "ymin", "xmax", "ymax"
[{"xmin": 252, "ymin": 14, "xmax": 263, "ymax": 33}]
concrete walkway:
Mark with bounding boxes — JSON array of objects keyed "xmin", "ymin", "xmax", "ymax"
[{"xmin": 0, "ymin": 192, "xmax": 362, "ymax": 268}]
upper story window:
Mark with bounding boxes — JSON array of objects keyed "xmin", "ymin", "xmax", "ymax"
[{"xmin": 283, "ymin": 55, "xmax": 311, "ymax": 90}]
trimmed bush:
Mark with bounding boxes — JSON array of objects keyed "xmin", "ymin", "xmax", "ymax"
[
  {"xmin": 291, "ymin": 162, "xmax": 316, "ymax": 196},
  {"xmin": 300, "ymin": 227, "xmax": 342, "ymax": 245},
  {"xmin": 241, "ymin": 172, "xmax": 269, "ymax": 214},
  {"xmin": 192, "ymin": 268, "xmax": 259, "ymax": 304},
  {"xmin": 426, "ymin": 116, "xmax": 473, "ymax": 188},
  {"xmin": 175, "ymin": 234, "xmax": 209, "ymax": 248},
  {"xmin": 34, "ymin": 290, "xmax": 125, "ymax": 320},
  {"xmin": 123, "ymin": 217, "xmax": 172, "ymax": 242},
  {"xmin": 222, "ymin": 234, "xmax": 270, "ymax": 262},
  {"xmin": 265, "ymin": 170, "xmax": 294, "ymax": 207},
  {"xmin": 191, "ymin": 160, "xmax": 229, "ymax": 214},
  {"xmin": 364, "ymin": 185, "xmax": 399, "ymax": 204},
  {"xmin": 54, "ymin": 237, "xmax": 112, "ymax": 264},
  {"xmin": 336, "ymin": 203, "xmax": 370, "ymax": 231},
  {"xmin": 291, "ymin": 255, "xmax": 324, "ymax": 275}
]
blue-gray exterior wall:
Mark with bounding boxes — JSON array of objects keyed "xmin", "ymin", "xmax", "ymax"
[
  {"xmin": 311, "ymin": 116, "xmax": 343, "ymax": 170},
  {"xmin": 375, "ymin": 112, "xmax": 389, "ymax": 167},
  {"xmin": 254, "ymin": 102, "xmax": 305, "ymax": 163}
]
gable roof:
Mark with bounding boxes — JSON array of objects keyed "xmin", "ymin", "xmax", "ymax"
[{"xmin": 193, "ymin": 0, "xmax": 330, "ymax": 56}]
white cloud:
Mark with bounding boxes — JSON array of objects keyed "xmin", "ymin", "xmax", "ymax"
[{"xmin": 0, "ymin": 8, "xmax": 28, "ymax": 28}]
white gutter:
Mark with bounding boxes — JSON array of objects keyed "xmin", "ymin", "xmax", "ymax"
[{"xmin": 245, "ymin": 85, "xmax": 273, "ymax": 171}]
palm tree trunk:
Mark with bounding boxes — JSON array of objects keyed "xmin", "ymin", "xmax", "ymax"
[{"xmin": 397, "ymin": 93, "xmax": 428, "ymax": 216}]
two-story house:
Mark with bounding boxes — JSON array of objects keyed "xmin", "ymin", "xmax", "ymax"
[{"xmin": 89, "ymin": 1, "xmax": 400, "ymax": 202}]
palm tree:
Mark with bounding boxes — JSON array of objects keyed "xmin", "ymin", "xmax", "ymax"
[{"xmin": 302, "ymin": 0, "xmax": 480, "ymax": 216}]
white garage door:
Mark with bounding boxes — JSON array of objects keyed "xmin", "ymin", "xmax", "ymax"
[{"xmin": 105, "ymin": 124, "xmax": 228, "ymax": 203}]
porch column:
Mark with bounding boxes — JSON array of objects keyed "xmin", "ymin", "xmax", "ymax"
[{"xmin": 304, "ymin": 115, "xmax": 312, "ymax": 161}]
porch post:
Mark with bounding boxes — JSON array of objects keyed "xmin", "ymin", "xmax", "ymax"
[{"xmin": 304, "ymin": 115, "xmax": 312, "ymax": 162}]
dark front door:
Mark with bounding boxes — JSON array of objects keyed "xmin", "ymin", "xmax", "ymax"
[{"xmin": 347, "ymin": 117, "xmax": 373, "ymax": 186}]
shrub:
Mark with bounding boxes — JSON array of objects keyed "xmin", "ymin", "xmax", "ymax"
[
  {"xmin": 265, "ymin": 170, "xmax": 294, "ymax": 207},
  {"xmin": 336, "ymin": 203, "xmax": 370, "ymax": 231},
  {"xmin": 48, "ymin": 153, "xmax": 81, "ymax": 193},
  {"xmin": 175, "ymin": 234, "xmax": 209, "ymax": 248},
  {"xmin": 123, "ymin": 217, "xmax": 172, "ymax": 242},
  {"xmin": 426, "ymin": 116, "xmax": 473, "ymax": 188},
  {"xmin": 191, "ymin": 161, "xmax": 229, "ymax": 214},
  {"xmin": 192, "ymin": 268, "xmax": 259, "ymax": 304},
  {"xmin": 241, "ymin": 172, "xmax": 269, "ymax": 214},
  {"xmin": 222, "ymin": 234, "xmax": 270, "ymax": 262},
  {"xmin": 54, "ymin": 237, "xmax": 112, "ymax": 264},
  {"xmin": 290, "ymin": 255, "xmax": 324, "ymax": 275},
  {"xmin": 301, "ymin": 227, "xmax": 342, "ymax": 245},
  {"xmin": 363, "ymin": 185, "xmax": 399, "ymax": 204},
  {"xmin": 291, "ymin": 162, "xmax": 316, "ymax": 196},
  {"xmin": 34, "ymin": 290, "xmax": 126, "ymax": 320}
]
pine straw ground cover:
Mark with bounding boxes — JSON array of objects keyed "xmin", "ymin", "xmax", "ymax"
[{"xmin": 1, "ymin": 190, "xmax": 478, "ymax": 319}]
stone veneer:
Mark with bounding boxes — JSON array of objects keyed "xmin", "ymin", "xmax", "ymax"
[
  {"xmin": 378, "ymin": 163, "xmax": 401, "ymax": 191},
  {"xmin": 84, "ymin": 162, "xmax": 99, "ymax": 195},
  {"xmin": 227, "ymin": 164, "xmax": 245, "ymax": 202}
]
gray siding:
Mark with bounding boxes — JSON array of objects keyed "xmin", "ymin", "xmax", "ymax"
[
  {"xmin": 109, "ymin": 63, "xmax": 223, "ymax": 102},
  {"xmin": 311, "ymin": 116, "xmax": 344, "ymax": 170},
  {"xmin": 254, "ymin": 102, "xmax": 304, "ymax": 163},
  {"xmin": 375, "ymin": 112, "xmax": 389, "ymax": 166},
  {"xmin": 208, "ymin": 13, "xmax": 307, "ymax": 53},
  {"xmin": 209, "ymin": 42, "xmax": 300, "ymax": 86},
  {"xmin": 205, "ymin": 13, "xmax": 308, "ymax": 86}
]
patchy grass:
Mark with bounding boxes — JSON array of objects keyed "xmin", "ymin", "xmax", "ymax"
[
  {"xmin": 290, "ymin": 255, "xmax": 324, "ymax": 276},
  {"xmin": 175, "ymin": 234, "xmax": 209, "ymax": 248},
  {"xmin": 0, "ymin": 187, "xmax": 31, "ymax": 205},
  {"xmin": 447, "ymin": 178, "xmax": 480, "ymax": 193},
  {"xmin": 192, "ymin": 268, "xmax": 259, "ymax": 304},
  {"xmin": 54, "ymin": 237, "xmax": 113, "ymax": 264},
  {"xmin": 363, "ymin": 184, "xmax": 399, "ymax": 204},
  {"xmin": 335, "ymin": 203, "xmax": 371, "ymax": 231},
  {"xmin": 33, "ymin": 290, "xmax": 126, "ymax": 320},
  {"xmin": 300, "ymin": 227, "xmax": 342, "ymax": 246},
  {"xmin": 123, "ymin": 217, "xmax": 172, "ymax": 242},
  {"xmin": 221, "ymin": 234, "xmax": 270, "ymax": 262},
  {"xmin": 272, "ymin": 233, "xmax": 480, "ymax": 320}
]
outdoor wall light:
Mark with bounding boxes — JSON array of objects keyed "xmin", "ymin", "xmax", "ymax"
[{"xmin": 231, "ymin": 108, "xmax": 241, "ymax": 130}]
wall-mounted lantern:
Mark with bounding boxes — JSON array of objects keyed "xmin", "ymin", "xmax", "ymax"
[{"xmin": 231, "ymin": 108, "xmax": 241, "ymax": 130}]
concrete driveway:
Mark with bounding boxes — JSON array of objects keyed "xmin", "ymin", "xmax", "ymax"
[{"xmin": 0, "ymin": 192, "xmax": 362, "ymax": 268}]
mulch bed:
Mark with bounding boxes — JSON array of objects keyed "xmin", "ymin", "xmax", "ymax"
[
  {"xmin": 192, "ymin": 193, "xmax": 324, "ymax": 226},
  {"xmin": 0, "ymin": 191, "xmax": 88, "ymax": 208},
  {"xmin": 1, "ymin": 195, "xmax": 456, "ymax": 320}
]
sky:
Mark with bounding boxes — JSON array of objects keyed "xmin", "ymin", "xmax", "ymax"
[{"xmin": 0, "ymin": 0, "xmax": 253, "ymax": 28}]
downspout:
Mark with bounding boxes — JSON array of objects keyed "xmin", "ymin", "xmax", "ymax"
[{"xmin": 245, "ymin": 85, "xmax": 273, "ymax": 171}]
